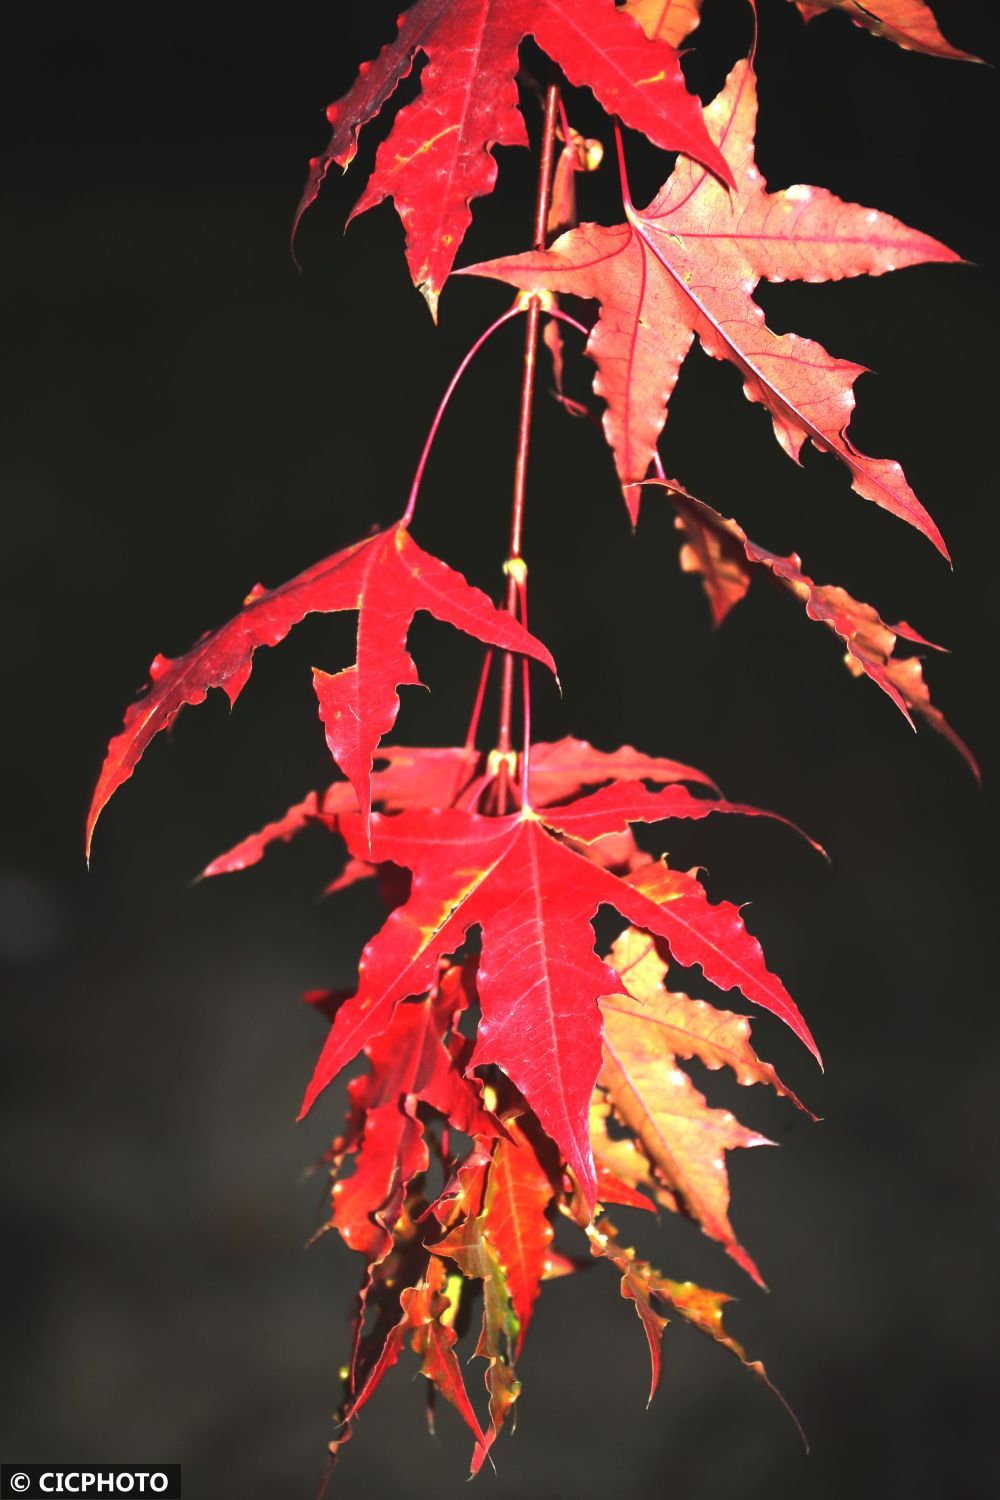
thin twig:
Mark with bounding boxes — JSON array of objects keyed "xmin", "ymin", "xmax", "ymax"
[{"xmin": 496, "ymin": 79, "xmax": 561, "ymax": 811}]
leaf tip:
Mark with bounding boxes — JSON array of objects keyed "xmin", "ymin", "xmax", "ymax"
[
  {"xmin": 84, "ymin": 798, "xmax": 103, "ymax": 867},
  {"xmin": 420, "ymin": 280, "xmax": 441, "ymax": 324}
]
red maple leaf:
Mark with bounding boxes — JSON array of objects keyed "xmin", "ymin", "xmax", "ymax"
[
  {"xmin": 86, "ymin": 526, "xmax": 554, "ymax": 854},
  {"xmin": 296, "ymin": 0, "xmax": 733, "ymax": 315},
  {"xmin": 427, "ymin": 1174, "xmax": 523, "ymax": 1470},
  {"xmin": 201, "ymin": 734, "xmax": 718, "ymax": 880},
  {"xmin": 461, "ymin": 59, "xmax": 959, "ymax": 550},
  {"xmin": 479, "ymin": 1116, "xmax": 556, "ymax": 1353},
  {"xmin": 323, "ymin": 970, "xmax": 495, "ymax": 1265},
  {"xmin": 664, "ymin": 486, "xmax": 977, "ymax": 776},
  {"xmin": 200, "ymin": 745, "xmax": 482, "ymax": 879},
  {"xmin": 523, "ymin": 734, "xmax": 718, "ymax": 801},
  {"xmin": 336, "ymin": 1250, "xmax": 488, "ymax": 1459},
  {"xmin": 300, "ymin": 786, "xmax": 819, "ymax": 1205}
]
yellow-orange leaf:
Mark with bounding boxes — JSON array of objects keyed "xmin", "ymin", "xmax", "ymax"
[
  {"xmin": 599, "ymin": 977, "xmax": 772, "ymax": 1284},
  {"xmin": 585, "ymin": 1215, "xmax": 794, "ymax": 1420},
  {"xmin": 609, "ymin": 927, "xmax": 813, "ymax": 1112},
  {"xmin": 623, "ymin": 0, "xmax": 703, "ymax": 47}
]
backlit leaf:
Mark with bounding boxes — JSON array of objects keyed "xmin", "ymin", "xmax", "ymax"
[
  {"xmin": 462, "ymin": 60, "xmax": 958, "ymax": 550},
  {"xmin": 300, "ymin": 789, "xmax": 818, "ymax": 1205}
]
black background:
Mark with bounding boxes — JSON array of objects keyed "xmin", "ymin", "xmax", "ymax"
[{"xmin": 2, "ymin": 2, "xmax": 997, "ymax": 1496}]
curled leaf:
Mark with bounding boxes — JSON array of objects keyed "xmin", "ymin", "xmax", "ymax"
[{"xmin": 664, "ymin": 486, "xmax": 978, "ymax": 777}]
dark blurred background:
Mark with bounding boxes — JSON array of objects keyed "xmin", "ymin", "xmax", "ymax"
[{"xmin": 2, "ymin": 1, "xmax": 997, "ymax": 1495}]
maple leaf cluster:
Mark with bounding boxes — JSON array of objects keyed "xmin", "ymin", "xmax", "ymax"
[
  {"xmin": 205, "ymin": 736, "xmax": 816, "ymax": 1466},
  {"xmin": 90, "ymin": 0, "xmax": 980, "ymax": 1478}
]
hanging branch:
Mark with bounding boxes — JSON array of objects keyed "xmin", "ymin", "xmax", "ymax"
[{"xmin": 88, "ymin": 0, "xmax": 981, "ymax": 1480}]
